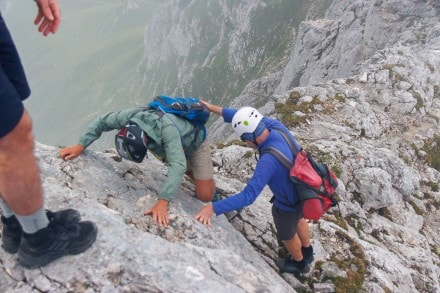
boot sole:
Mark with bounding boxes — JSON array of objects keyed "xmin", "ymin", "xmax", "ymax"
[{"xmin": 18, "ymin": 222, "xmax": 98, "ymax": 269}]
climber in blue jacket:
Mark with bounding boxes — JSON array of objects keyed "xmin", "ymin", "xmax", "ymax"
[{"xmin": 195, "ymin": 101, "xmax": 314, "ymax": 274}]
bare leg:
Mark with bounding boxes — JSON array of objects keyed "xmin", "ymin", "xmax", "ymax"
[
  {"xmin": 283, "ymin": 219, "xmax": 310, "ymax": 261},
  {"xmin": 194, "ymin": 178, "xmax": 215, "ymax": 202},
  {"xmin": 283, "ymin": 234, "xmax": 303, "ymax": 261},
  {"xmin": 297, "ymin": 218, "xmax": 311, "ymax": 247},
  {"xmin": 0, "ymin": 111, "xmax": 43, "ymax": 216}
]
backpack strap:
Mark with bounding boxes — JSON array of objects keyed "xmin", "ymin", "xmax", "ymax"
[
  {"xmin": 259, "ymin": 127, "xmax": 299, "ymax": 206},
  {"xmin": 261, "ymin": 142, "xmax": 296, "ymax": 206},
  {"xmin": 262, "ymin": 147, "xmax": 293, "ymax": 170},
  {"xmin": 153, "ymin": 108, "xmax": 203, "ymax": 154},
  {"xmin": 271, "ymin": 127, "xmax": 301, "ymax": 155},
  {"xmin": 259, "ymin": 127, "xmax": 300, "ymax": 163}
]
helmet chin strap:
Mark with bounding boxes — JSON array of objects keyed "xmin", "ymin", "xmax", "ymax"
[{"xmin": 252, "ymin": 132, "xmax": 259, "ymax": 146}]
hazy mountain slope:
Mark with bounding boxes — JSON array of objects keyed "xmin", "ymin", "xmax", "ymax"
[
  {"xmin": 1, "ymin": 0, "xmax": 330, "ymax": 150},
  {"xmin": 137, "ymin": 0, "xmax": 330, "ymax": 100},
  {"xmin": 2, "ymin": 0, "xmax": 162, "ymax": 149}
]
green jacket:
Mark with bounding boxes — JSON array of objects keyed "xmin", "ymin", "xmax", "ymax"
[{"xmin": 78, "ymin": 107, "xmax": 206, "ymax": 202}]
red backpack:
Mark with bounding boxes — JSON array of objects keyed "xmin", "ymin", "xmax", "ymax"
[{"xmin": 261, "ymin": 128, "xmax": 339, "ymax": 220}]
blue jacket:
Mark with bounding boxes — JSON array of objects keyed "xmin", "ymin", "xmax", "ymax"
[{"xmin": 212, "ymin": 108, "xmax": 301, "ymax": 215}]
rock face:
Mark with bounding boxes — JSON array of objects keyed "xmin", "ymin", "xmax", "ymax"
[
  {"xmin": 0, "ymin": 144, "xmax": 293, "ymax": 292},
  {"xmin": 276, "ymin": 0, "xmax": 440, "ymax": 91},
  {"xmin": 206, "ymin": 0, "xmax": 440, "ymax": 292}
]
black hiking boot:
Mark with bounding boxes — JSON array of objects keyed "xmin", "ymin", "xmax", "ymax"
[
  {"xmin": 1, "ymin": 209, "xmax": 81, "ymax": 254},
  {"xmin": 302, "ymin": 245, "xmax": 315, "ymax": 264},
  {"xmin": 276, "ymin": 256, "xmax": 310, "ymax": 274},
  {"xmin": 18, "ymin": 217, "xmax": 97, "ymax": 269},
  {"xmin": 1, "ymin": 215, "xmax": 22, "ymax": 254}
]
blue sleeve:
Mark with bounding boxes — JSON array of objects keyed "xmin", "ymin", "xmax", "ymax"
[
  {"xmin": 221, "ymin": 108, "xmax": 237, "ymax": 123},
  {"xmin": 212, "ymin": 155, "xmax": 278, "ymax": 215},
  {"xmin": 263, "ymin": 117, "xmax": 301, "ymax": 152}
]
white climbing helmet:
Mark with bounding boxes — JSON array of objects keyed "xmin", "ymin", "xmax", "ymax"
[{"xmin": 231, "ymin": 107, "xmax": 263, "ymax": 137}]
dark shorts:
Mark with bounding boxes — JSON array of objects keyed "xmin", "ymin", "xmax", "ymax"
[
  {"xmin": 272, "ymin": 204, "xmax": 302, "ymax": 241},
  {"xmin": 0, "ymin": 13, "xmax": 30, "ymax": 138}
]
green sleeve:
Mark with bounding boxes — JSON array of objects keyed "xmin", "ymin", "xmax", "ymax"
[
  {"xmin": 157, "ymin": 122, "xmax": 187, "ymax": 202},
  {"xmin": 78, "ymin": 108, "xmax": 143, "ymax": 148}
]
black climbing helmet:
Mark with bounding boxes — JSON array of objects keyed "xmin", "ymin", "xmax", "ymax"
[{"xmin": 114, "ymin": 123, "xmax": 147, "ymax": 163}]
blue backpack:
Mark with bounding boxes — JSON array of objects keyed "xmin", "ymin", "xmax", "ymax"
[{"xmin": 147, "ymin": 95, "xmax": 210, "ymax": 127}]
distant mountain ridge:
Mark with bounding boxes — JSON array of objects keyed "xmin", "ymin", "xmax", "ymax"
[{"xmin": 138, "ymin": 0, "xmax": 332, "ymax": 100}]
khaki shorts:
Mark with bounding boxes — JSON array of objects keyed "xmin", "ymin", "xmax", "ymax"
[{"xmin": 186, "ymin": 137, "xmax": 214, "ymax": 180}]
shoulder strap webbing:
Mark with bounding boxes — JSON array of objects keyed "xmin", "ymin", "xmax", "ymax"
[
  {"xmin": 155, "ymin": 108, "xmax": 203, "ymax": 153},
  {"xmin": 271, "ymin": 127, "xmax": 301, "ymax": 155},
  {"xmin": 261, "ymin": 130, "xmax": 298, "ymax": 205},
  {"xmin": 263, "ymin": 147, "xmax": 292, "ymax": 170},
  {"xmin": 259, "ymin": 127, "xmax": 300, "ymax": 167}
]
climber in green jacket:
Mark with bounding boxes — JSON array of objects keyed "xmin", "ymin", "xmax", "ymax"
[{"xmin": 59, "ymin": 107, "xmax": 216, "ymax": 227}]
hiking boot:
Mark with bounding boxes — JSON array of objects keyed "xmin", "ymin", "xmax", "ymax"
[
  {"xmin": 276, "ymin": 257, "xmax": 310, "ymax": 274},
  {"xmin": 302, "ymin": 245, "xmax": 315, "ymax": 264},
  {"xmin": 1, "ymin": 209, "xmax": 81, "ymax": 254},
  {"xmin": 18, "ymin": 218, "xmax": 97, "ymax": 269},
  {"xmin": 1, "ymin": 215, "xmax": 22, "ymax": 254}
]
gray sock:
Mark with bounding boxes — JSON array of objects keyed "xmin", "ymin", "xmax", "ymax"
[
  {"xmin": 15, "ymin": 207, "xmax": 49, "ymax": 234},
  {"xmin": 0, "ymin": 198, "xmax": 15, "ymax": 218}
]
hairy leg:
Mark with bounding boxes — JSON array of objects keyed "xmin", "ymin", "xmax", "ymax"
[
  {"xmin": 296, "ymin": 218, "xmax": 311, "ymax": 247},
  {"xmin": 0, "ymin": 111, "xmax": 43, "ymax": 216}
]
